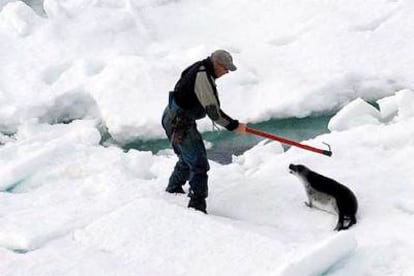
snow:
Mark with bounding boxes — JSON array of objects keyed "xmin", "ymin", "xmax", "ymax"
[{"xmin": 1, "ymin": 0, "xmax": 414, "ymax": 275}]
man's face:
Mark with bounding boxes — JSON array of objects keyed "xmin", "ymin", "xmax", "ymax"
[{"xmin": 213, "ymin": 60, "xmax": 229, "ymax": 78}]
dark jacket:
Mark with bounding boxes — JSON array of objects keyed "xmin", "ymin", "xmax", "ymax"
[{"xmin": 172, "ymin": 57, "xmax": 239, "ymax": 131}]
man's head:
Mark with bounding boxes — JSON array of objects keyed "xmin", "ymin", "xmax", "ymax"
[{"xmin": 211, "ymin": 49, "xmax": 237, "ymax": 78}]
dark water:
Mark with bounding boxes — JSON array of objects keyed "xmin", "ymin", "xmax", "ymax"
[{"xmin": 123, "ymin": 115, "xmax": 331, "ymax": 164}]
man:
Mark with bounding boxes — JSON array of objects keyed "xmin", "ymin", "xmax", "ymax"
[{"xmin": 161, "ymin": 49, "xmax": 246, "ymax": 213}]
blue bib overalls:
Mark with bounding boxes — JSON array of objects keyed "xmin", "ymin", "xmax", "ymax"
[{"xmin": 161, "ymin": 92, "xmax": 210, "ymax": 200}]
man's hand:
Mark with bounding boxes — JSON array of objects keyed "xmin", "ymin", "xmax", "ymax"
[{"xmin": 234, "ymin": 122, "xmax": 246, "ymax": 134}]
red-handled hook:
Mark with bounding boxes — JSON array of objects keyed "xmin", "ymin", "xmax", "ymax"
[{"xmin": 245, "ymin": 126, "xmax": 332, "ymax": 157}]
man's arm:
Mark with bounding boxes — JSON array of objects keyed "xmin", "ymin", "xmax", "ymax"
[{"xmin": 194, "ymin": 70, "xmax": 239, "ymax": 131}]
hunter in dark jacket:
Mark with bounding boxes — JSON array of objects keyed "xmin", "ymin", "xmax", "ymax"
[{"xmin": 161, "ymin": 49, "xmax": 246, "ymax": 213}]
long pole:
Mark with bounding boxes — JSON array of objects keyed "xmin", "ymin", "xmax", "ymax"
[{"xmin": 245, "ymin": 127, "xmax": 332, "ymax": 157}]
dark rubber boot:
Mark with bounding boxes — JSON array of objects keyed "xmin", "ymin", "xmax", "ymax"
[
  {"xmin": 188, "ymin": 197, "xmax": 207, "ymax": 214},
  {"xmin": 165, "ymin": 185, "xmax": 185, "ymax": 194}
]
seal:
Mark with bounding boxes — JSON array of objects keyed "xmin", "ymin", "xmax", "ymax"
[{"xmin": 289, "ymin": 164, "xmax": 358, "ymax": 231}]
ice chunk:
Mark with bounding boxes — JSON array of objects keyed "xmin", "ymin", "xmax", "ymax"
[
  {"xmin": 0, "ymin": 121, "xmax": 101, "ymax": 191},
  {"xmin": 328, "ymin": 98, "xmax": 381, "ymax": 131},
  {"xmin": 377, "ymin": 89, "xmax": 414, "ymax": 122},
  {"xmin": 377, "ymin": 94, "xmax": 399, "ymax": 121},
  {"xmin": 0, "ymin": 1, "xmax": 42, "ymax": 36},
  {"xmin": 395, "ymin": 89, "xmax": 414, "ymax": 120},
  {"xmin": 233, "ymin": 140, "xmax": 284, "ymax": 169},
  {"xmin": 279, "ymin": 232, "xmax": 357, "ymax": 276},
  {"xmin": 87, "ymin": 56, "xmax": 159, "ymax": 144}
]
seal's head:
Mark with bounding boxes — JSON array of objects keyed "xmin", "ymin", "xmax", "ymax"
[{"xmin": 289, "ymin": 164, "xmax": 308, "ymax": 176}]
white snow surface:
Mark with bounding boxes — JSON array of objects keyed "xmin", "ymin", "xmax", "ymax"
[{"xmin": 1, "ymin": 0, "xmax": 414, "ymax": 275}]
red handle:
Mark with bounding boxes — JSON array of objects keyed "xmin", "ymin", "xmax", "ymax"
[{"xmin": 245, "ymin": 127, "xmax": 332, "ymax": 157}]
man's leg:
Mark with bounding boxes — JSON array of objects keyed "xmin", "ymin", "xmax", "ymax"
[
  {"xmin": 165, "ymin": 157, "xmax": 189, "ymax": 193},
  {"xmin": 161, "ymin": 108, "xmax": 209, "ymax": 212},
  {"xmin": 179, "ymin": 126, "xmax": 209, "ymax": 213},
  {"xmin": 162, "ymin": 108, "xmax": 189, "ymax": 193}
]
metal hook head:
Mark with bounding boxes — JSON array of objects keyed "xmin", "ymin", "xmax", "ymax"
[{"xmin": 322, "ymin": 142, "xmax": 333, "ymax": 157}]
